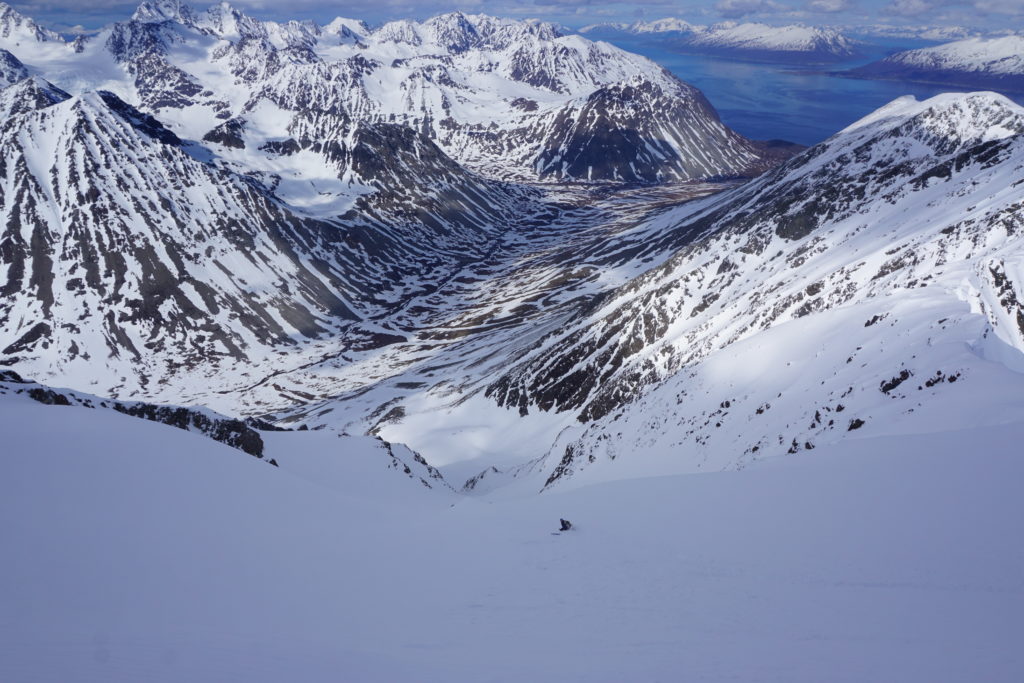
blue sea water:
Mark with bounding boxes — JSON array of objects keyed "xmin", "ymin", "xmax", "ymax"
[{"xmin": 609, "ymin": 37, "xmax": 1024, "ymax": 146}]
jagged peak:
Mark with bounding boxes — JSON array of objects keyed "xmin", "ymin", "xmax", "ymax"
[
  {"xmin": 373, "ymin": 18, "xmax": 422, "ymax": 46},
  {"xmin": 521, "ymin": 17, "xmax": 567, "ymax": 36},
  {"xmin": 0, "ymin": 73, "xmax": 69, "ymax": 118},
  {"xmin": 26, "ymin": 90, "xmax": 184, "ymax": 148},
  {"xmin": 0, "ymin": 1, "xmax": 63, "ymax": 42},
  {"xmin": 131, "ymin": 0, "xmax": 196, "ymax": 26},
  {"xmin": 322, "ymin": 16, "xmax": 368, "ymax": 36},
  {"xmin": 93, "ymin": 90, "xmax": 182, "ymax": 144},
  {"xmin": 197, "ymin": 1, "xmax": 262, "ymax": 38},
  {"xmin": 842, "ymin": 91, "xmax": 1024, "ymax": 143},
  {"xmin": 423, "ymin": 10, "xmax": 474, "ymax": 30},
  {"xmin": 6, "ymin": 73, "xmax": 67, "ymax": 97},
  {"xmin": 420, "ymin": 11, "xmax": 480, "ymax": 52},
  {"xmin": 0, "ymin": 45, "xmax": 27, "ymax": 84}
]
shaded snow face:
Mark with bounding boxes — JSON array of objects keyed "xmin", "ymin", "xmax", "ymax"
[{"xmin": 2, "ymin": 384, "xmax": 1023, "ymax": 682}]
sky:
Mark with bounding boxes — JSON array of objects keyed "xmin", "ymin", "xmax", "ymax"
[{"xmin": 7, "ymin": 0, "xmax": 1024, "ymax": 34}]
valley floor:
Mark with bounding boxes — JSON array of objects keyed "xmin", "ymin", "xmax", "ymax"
[{"xmin": 2, "ymin": 398, "xmax": 1021, "ymax": 682}]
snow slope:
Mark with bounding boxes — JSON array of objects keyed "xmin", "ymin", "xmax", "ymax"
[
  {"xmin": 848, "ymin": 36, "xmax": 1024, "ymax": 92},
  {"xmin": 0, "ymin": 7, "xmax": 1019, "ymax": 676},
  {"xmin": 1, "ymin": 388, "xmax": 1021, "ymax": 682},
  {"xmin": 478, "ymin": 92, "xmax": 1024, "ymax": 487}
]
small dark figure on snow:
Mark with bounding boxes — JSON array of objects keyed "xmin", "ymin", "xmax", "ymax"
[{"xmin": 559, "ymin": 518, "xmax": 573, "ymax": 532}]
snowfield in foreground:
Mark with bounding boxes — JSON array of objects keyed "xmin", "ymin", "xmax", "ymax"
[{"xmin": 2, "ymin": 395, "xmax": 1022, "ymax": 682}]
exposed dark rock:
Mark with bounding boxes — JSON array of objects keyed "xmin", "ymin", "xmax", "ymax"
[
  {"xmin": 880, "ymin": 370, "xmax": 912, "ymax": 394},
  {"xmin": 111, "ymin": 403, "xmax": 264, "ymax": 457},
  {"xmin": 27, "ymin": 387, "xmax": 71, "ymax": 406}
]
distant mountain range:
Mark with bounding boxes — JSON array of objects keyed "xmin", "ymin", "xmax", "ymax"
[
  {"xmin": 0, "ymin": 0, "xmax": 792, "ymax": 405},
  {"xmin": 0, "ymin": 0, "xmax": 1022, "ymax": 496},
  {"xmin": 2, "ymin": 3, "xmax": 1023, "ymax": 680},
  {"xmin": 845, "ymin": 24, "xmax": 1016, "ymax": 42},
  {"xmin": 581, "ymin": 20, "xmax": 860, "ymax": 63},
  {"xmin": 846, "ymin": 36, "xmax": 1024, "ymax": 93}
]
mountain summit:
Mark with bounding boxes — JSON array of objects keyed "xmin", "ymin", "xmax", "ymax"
[{"xmin": 0, "ymin": 2, "xmax": 779, "ymax": 184}]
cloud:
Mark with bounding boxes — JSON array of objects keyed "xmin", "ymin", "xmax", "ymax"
[
  {"xmin": 714, "ymin": 0, "xmax": 789, "ymax": 18},
  {"xmin": 883, "ymin": 0, "xmax": 1024, "ymax": 17},
  {"xmin": 883, "ymin": 0, "xmax": 942, "ymax": 15},
  {"xmin": 971, "ymin": 0, "xmax": 1024, "ymax": 14},
  {"xmin": 807, "ymin": 0, "xmax": 853, "ymax": 12}
]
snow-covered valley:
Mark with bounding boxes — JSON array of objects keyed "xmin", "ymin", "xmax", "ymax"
[{"xmin": 0, "ymin": 1, "xmax": 1023, "ymax": 680}]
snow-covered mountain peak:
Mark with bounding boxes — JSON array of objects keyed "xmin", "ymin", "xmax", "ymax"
[
  {"xmin": 196, "ymin": 1, "xmax": 263, "ymax": 40},
  {"xmin": 0, "ymin": 72, "xmax": 68, "ymax": 117},
  {"xmin": 131, "ymin": 0, "xmax": 197, "ymax": 26},
  {"xmin": 845, "ymin": 35, "xmax": 1024, "ymax": 92},
  {"xmin": 580, "ymin": 18, "xmax": 704, "ymax": 36},
  {"xmin": 372, "ymin": 12, "xmax": 566, "ymax": 53},
  {"xmin": 0, "ymin": 1, "xmax": 62, "ymax": 43},
  {"xmin": 374, "ymin": 18, "xmax": 422, "ymax": 46},
  {"xmin": 15, "ymin": 88, "xmax": 181, "ymax": 161},
  {"xmin": 841, "ymin": 91, "xmax": 1024, "ymax": 151},
  {"xmin": 889, "ymin": 36, "xmax": 1024, "ymax": 75},
  {"xmin": 0, "ymin": 45, "xmax": 26, "ymax": 84},
  {"xmin": 632, "ymin": 18, "xmax": 704, "ymax": 34},
  {"xmin": 694, "ymin": 22, "xmax": 855, "ymax": 54},
  {"xmin": 321, "ymin": 16, "xmax": 368, "ymax": 43},
  {"xmin": 420, "ymin": 11, "xmax": 479, "ymax": 52}
]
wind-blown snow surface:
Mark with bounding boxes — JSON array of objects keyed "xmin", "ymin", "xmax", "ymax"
[
  {"xmin": 848, "ymin": 36, "xmax": 1024, "ymax": 92},
  {"xmin": 2, "ymin": 391, "xmax": 1022, "ymax": 682}
]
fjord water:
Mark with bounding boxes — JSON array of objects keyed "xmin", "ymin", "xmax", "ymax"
[{"xmin": 610, "ymin": 37, "xmax": 1024, "ymax": 146}]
